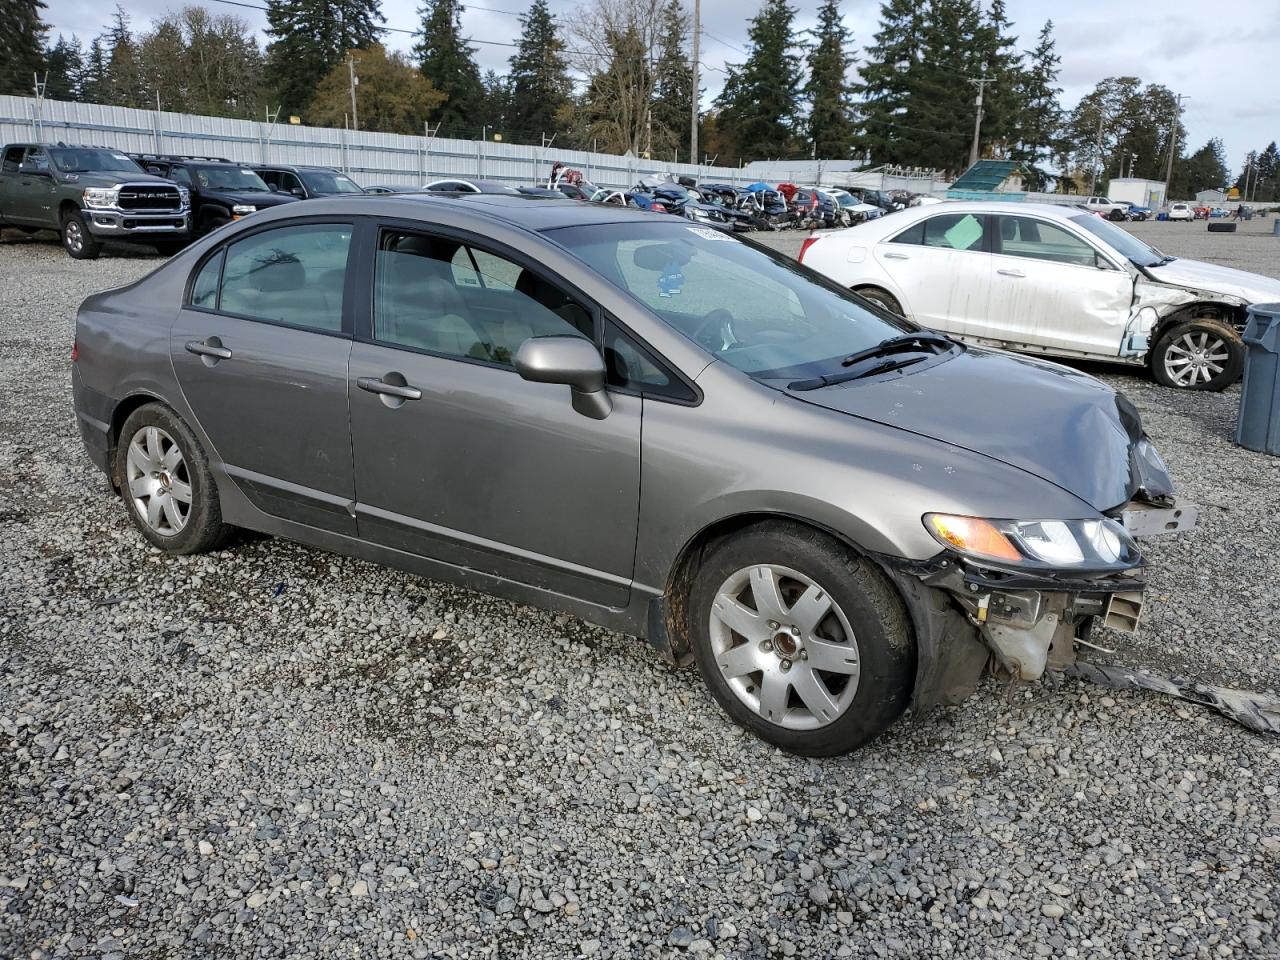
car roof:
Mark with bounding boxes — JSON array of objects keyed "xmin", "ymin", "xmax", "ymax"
[
  {"xmin": 254, "ymin": 164, "xmax": 342, "ymax": 173},
  {"xmin": 284, "ymin": 192, "xmax": 659, "ymax": 231}
]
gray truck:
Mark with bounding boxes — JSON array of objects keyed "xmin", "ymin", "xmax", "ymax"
[{"xmin": 0, "ymin": 143, "xmax": 190, "ymax": 259}]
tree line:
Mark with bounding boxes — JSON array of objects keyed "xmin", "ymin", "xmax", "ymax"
[{"xmin": 0, "ymin": 0, "xmax": 1268, "ymax": 197}]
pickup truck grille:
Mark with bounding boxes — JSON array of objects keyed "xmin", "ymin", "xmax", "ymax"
[{"xmin": 118, "ymin": 185, "xmax": 182, "ymax": 211}]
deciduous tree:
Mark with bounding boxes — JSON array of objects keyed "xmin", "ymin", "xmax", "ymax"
[{"xmin": 309, "ymin": 43, "xmax": 444, "ymax": 134}]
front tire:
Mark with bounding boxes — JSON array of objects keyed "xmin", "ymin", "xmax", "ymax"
[
  {"xmin": 61, "ymin": 209, "xmax": 101, "ymax": 260},
  {"xmin": 1150, "ymin": 318, "xmax": 1244, "ymax": 391},
  {"xmin": 115, "ymin": 404, "xmax": 230, "ymax": 554},
  {"xmin": 687, "ymin": 521, "xmax": 915, "ymax": 756}
]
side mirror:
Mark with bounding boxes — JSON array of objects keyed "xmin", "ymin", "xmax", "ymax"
[
  {"xmin": 513, "ymin": 336, "xmax": 611, "ymax": 420},
  {"xmin": 290, "ymin": 187, "xmax": 305, "ymax": 197}
]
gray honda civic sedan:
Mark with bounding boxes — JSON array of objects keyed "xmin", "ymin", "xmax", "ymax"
[{"xmin": 71, "ymin": 194, "xmax": 1193, "ymax": 756}]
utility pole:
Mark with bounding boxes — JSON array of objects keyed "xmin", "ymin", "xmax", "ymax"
[
  {"xmin": 1089, "ymin": 107, "xmax": 1104, "ymax": 195},
  {"xmin": 1162, "ymin": 93, "xmax": 1186, "ymax": 204},
  {"xmin": 967, "ymin": 64, "xmax": 992, "ymax": 169},
  {"xmin": 347, "ymin": 54, "xmax": 360, "ymax": 132},
  {"xmin": 690, "ymin": 0, "xmax": 700, "ymax": 161}
]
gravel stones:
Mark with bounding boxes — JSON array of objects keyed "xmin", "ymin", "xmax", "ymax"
[{"xmin": 1, "ymin": 231, "xmax": 1278, "ymax": 958}]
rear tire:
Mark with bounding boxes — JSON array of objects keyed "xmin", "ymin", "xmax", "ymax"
[
  {"xmin": 1150, "ymin": 318, "xmax": 1244, "ymax": 391},
  {"xmin": 686, "ymin": 521, "xmax": 915, "ymax": 756},
  {"xmin": 61, "ymin": 209, "xmax": 101, "ymax": 260},
  {"xmin": 115, "ymin": 404, "xmax": 231, "ymax": 554},
  {"xmin": 854, "ymin": 286, "xmax": 904, "ymax": 317}
]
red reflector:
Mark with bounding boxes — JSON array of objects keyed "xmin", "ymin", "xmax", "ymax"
[
  {"xmin": 798, "ymin": 234, "xmax": 819, "ymax": 262},
  {"xmin": 71, "ymin": 341, "xmax": 79, "ymax": 362}
]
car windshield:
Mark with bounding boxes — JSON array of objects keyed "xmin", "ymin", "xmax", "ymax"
[
  {"xmin": 301, "ymin": 171, "xmax": 364, "ymax": 194},
  {"xmin": 191, "ymin": 165, "xmax": 270, "ymax": 192},
  {"xmin": 49, "ymin": 148, "xmax": 142, "ymax": 174},
  {"xmin": 547, "ymin": 221, "xmax": 914, "ymax": 380},
  {"xmin": 1070, "ymin": 214, "xmax": 1165, "ymax": 267}
]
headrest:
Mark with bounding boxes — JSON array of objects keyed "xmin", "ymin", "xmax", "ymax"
[{"xmin": 632, "ymin": 242, "xmax": 692, "ymax": 271}]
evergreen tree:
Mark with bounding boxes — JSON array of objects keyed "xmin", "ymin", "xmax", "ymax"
[
  {"xmin": 651, "ymin": 0, "xmax": 693, "ymax": 159},
  {"xmin": 1171, "ymin": 138, "xmax": 1228, "ymax": 198},
  {"xmin": 103, "ymin": 7, "xmax": 147, "ymax": 108},
  {"xmin": 414, "ymin": 0, "xmax": 485, "ymax": 135},
  {"xmin": 480, "ymin": 70, "xmax": 512, "ymax": 137},
  {"xmin": 1012, "ymin": 20, "xmax": 1061, "ymax": 190},
  {"xmin": 854, "ymin": 0, "xmax": 926, "ymax": 165},
  {"xmin": 264, "ymin": 0, "xmax": 384, "ymax": 118},
  {"xmin": 506, "ymin": 0, "xmax": 571, "ymax": 143},
  {"xmin": 81, "ymin": 37, "xmax": 109, "ymax": 103},
  {"xmin": 713, "ymin": 0, "xmax": 802, "ymax": 161},
  {"xmin": 907, "ymin": 0, "xmax": 984, "ymax": 172},
  {"xmin": 44, "ymin": 35, "xmax": 85, "ymax": 101},
  {"xmin": 1, "ymin": 0, "xmax": 48, "ymax": 96},
  {"xmin": 972, "ymin": 0, "xmax": 1021, "ymax": 155},
  {"xmin": 804, "ymin": 0, "xmax": 855, "ymax": 159}
]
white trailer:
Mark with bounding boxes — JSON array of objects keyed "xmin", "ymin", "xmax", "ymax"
[{"xmin": 1108, "ymin": 178, "xmax": 1167, "ymax": 209}]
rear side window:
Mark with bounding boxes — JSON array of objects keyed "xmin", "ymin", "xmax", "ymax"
[
  {"xmin": 217, "ymin": 223, "xmax": 352, "ymax": 331},
  {"xmin": 891, "ymin": 214, "xmax": 987, "ymax": 251},
  {"xmin": 190, "ymin": 251, "xmax": 223, "ymax": 308}
]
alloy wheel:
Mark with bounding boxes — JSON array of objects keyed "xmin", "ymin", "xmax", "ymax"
[
  {"xmin": 125, "ymin": 425, "xmax": 192, "ymax": 536},
  {"xmin": 1163, "ymin": 331, "xmax": 1231, "ymax": 386},
  {"xmin": 65, "ymin": 220, "xmax": 83, "ymax": 253},
  {"xmin": 708, "ymin": 564, "xmax": 860, "ymax": 731}
]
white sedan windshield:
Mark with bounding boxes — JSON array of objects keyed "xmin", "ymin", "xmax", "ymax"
[{"xmin": 1070, "ymin": 215, "xmax": 1165, "ymax": 267}]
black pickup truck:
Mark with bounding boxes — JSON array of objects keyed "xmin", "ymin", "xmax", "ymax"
[
  {"xmin": 0, "ymin": 143, "xmax": 190, "ymax": 258},
  {"xmin": 130, "ymin": 154, "xmax": 299, "ymax": 236}
]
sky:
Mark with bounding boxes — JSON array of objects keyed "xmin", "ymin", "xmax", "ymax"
[{"xmin": 39, "ymin": 0, "xmax": 1280, "ymax": 171}]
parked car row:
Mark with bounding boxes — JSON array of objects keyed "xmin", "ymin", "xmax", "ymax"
[{"xmin": 72, "ymin": 190, "xmax": 1204, "ymax": 757}]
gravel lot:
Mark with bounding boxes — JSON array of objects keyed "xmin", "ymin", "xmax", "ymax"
[{"xmin": 2, "ymin": 219, "xmax": 1278, "ymax": 960}]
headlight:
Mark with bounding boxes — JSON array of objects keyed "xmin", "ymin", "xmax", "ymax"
[
  {"xmin": 83, "ymin": 187, "xmax": 119, "ymax": 209},
  {"xmin": 178, "ymin": 187, "xmax": 191, "ymax": 206},
  {"xmin": 688, "ymin": 208, "xmax": 711, "ymax": 221},
  {"xmin": 924, "ymin": 514, "xmax": 1140, "ymax": 569},
  {"xmin": 232, "ymin": 204, "xmax": 256, "ymax": 216}
]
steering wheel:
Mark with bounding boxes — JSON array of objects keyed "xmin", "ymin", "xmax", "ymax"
[{"xmin": 693, "ymin": 308, "xmax": 740, "ymax": 352}]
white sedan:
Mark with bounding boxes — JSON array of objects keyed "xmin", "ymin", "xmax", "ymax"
[{"xmin": 799, "ymin": 201, "xmax": 1280, "ymax": 390}]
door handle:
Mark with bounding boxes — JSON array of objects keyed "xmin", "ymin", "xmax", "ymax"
[
  {"xmin": 882, "ymin": 251, "xmax": 910, "ymax": 260},
  {"xmin": 185, "ymin": 339, "xmax": 232, "ymax": 360},
  {"xmin": 357, "ymin": 376, "xmax": 422, "ymax": 401},
  {"xmin": 997, "ymin": 268, "xmax": 1026, "ymax": 278}
]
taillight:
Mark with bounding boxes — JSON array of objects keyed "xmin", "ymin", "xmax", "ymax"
[
  {"xmin": 798, "ymin": 233, "xmax": 819, "ymax": 262},
  {"xmin": 71, "ymin": 341, "xmax": 79, "ymax": 362}
]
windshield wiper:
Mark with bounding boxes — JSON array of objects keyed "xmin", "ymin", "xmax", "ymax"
[
  {"xmin": 789, "ymin": 345, "xmax": 946, "ymax": 391},
  {"xmin": 839, "ymin": 331, "xmax": 954, "ymax": 367},
  {"xmin": 1149, "ymin": 255, "xmax": 1177, "ymax": 266}
]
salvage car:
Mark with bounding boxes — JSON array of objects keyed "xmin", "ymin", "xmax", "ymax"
[
  {"xmin": 800, "ymin": 201, "xmax": 1280, "ymax": 390},
  {"xmin": 72, "ymin": 196, "xmax": 1193, "ymax": 756}
]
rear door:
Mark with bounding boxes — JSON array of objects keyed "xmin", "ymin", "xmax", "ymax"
[
  {"xmin": 874, "ymin": 212, "xmax": 991, "ymax": 335},
  {"xmin": 988, "ymin": 214, "xmax": 1133, "ymax": 355},
  {"xmin": 347, "ymin": 223, "xmax": 642, "ymax": 608},
  {"xmin": 170, "ymin": 219, "xmax": 360, "ymax": 534}
]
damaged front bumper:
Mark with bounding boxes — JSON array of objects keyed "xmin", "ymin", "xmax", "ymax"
[{"xmin": 884, "ymin": 499, "xmax": 1198, "ymax": 709}]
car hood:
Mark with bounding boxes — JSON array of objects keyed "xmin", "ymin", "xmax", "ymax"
[
  {"xmin": 69, "ymin": 172, "xmax": 175, "ymax": 188},
  {"xmin": 204, "ymin": 190, "xmax": 298, "ymax": 207},
  {"xmin": 788, "ymin": 347, "xmax": 1169, "ymax": 512},
  {"xmin": 1145, "ymin": 257, "xmax": 1280, "ymax": 303}
]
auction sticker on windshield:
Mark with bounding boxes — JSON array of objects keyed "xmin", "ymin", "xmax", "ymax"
[{"xmin": 687, "ymin": 226, "xmax": 737, "ymax": 242}]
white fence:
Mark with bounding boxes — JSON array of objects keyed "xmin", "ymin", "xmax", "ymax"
[{"xmin": 0, "ymin": 95, "xmax": 751, "ymax": 190}]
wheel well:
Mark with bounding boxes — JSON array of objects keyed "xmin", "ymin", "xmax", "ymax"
[
  {"xmin": 58, "ymin": 200, "xmax": 81, "ymax": 223},
  {"xmin": 661, "ymin": 512, "xmax": 883, "ymax": 661},
  {"xmin": 105, "ymin": 394, "xmax": 163, "ymax": 489},
  {"xmin": 1150, "ymin": 303, "xmax": 1248, "ymax": 364}
]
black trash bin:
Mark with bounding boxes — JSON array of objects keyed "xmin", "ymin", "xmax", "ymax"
[{"xmin": 1236, "ymin": 303, "xmax": 1280, "ymax": 455}]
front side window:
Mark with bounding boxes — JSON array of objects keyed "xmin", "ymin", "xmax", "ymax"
[
  {"xmin": 548, "ymin": 221, "xmax": 913, "ymax": 380},
  {"xmin": 373, "ymin": 230, "xmax": 591, "ymax": 365},
  {"xmin": 218, "ymin": 223, "xmax": 351, "ymax": 331},
  {"xmin": 24, "ymin": 147, "xmax": 49, "ymax": 171},
  {"xmin": 891, "ymin": 213, "xmax": 987, "ymax": 251},
  {"xmin": 995, "ymin": 216, "xmax": 1099, "ymax": 267}
]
